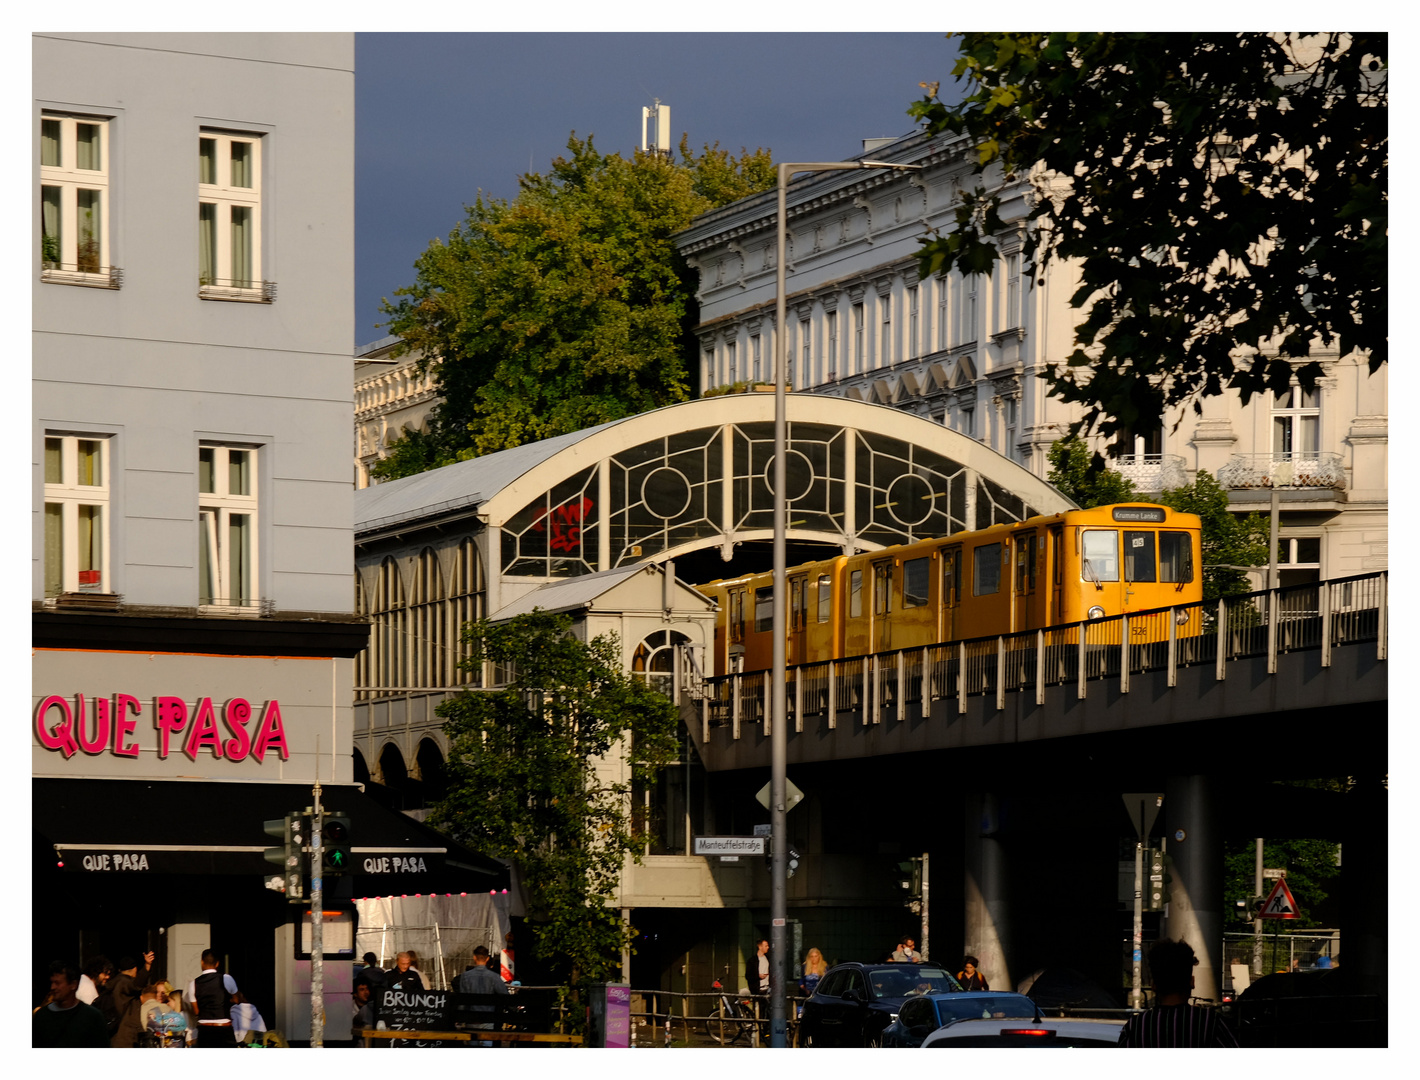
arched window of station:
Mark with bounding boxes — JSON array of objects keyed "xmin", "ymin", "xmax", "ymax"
[
  {"xmin": 448, "ymin": 537, "xmax": 484, "ymax": 687},
  {"xmin": 354, "ymin": 572, "xmax": 371, "ymax": 697},
  {"xmin": 415, "ymin": 738, "xmax": 448, "ymax": 806},
  {"xmin": 353, "ymin": 746, "xmax": 370, "ymax": 786},
  {"xmin": 410, "ymin": 547, "xmax": 445, "ymax": 689},
  {"xmin": 370, "ymin": 557, "xmax": 407, "ymax": 694},
  {"xmin": 632, "ymin": 629, "xmax": 692, "ymax": 698},
  {"xmin": 377, "ymin": 741, "xmax": 408, "ymax": 793}
]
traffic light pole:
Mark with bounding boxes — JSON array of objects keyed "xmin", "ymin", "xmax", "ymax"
[{"xmin": 310, "ymin": 780, "xmax": 324, "ymax": 1048}]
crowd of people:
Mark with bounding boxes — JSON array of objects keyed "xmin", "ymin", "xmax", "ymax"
[{"xmin": 33, "ymin": 949, "xmax": 268, "ymax": 1048}]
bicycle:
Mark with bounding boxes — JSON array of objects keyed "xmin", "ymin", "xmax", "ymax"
[{"xmin": 704, "ymin": 981, "xmax": 764, "ymax": 1046}]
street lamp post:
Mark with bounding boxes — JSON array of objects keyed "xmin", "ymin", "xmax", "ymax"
[{"xmin": 769, "ymin": 158, "xmax": 921, "ymax": 1048}]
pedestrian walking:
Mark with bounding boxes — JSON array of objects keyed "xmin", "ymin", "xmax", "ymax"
[
  {"xmin": 748, "ymin": 938, "xmax": 770, "ymax": 996},
  {"xmin": 33, "ymin": 962, "xmax": 110, "ymax": 1047},
  {"xmin": 957, "ymin": 955, "xmax": 988, "ymax": 992},
  {"xmin": 185, "ymin": 949, "xmax": 240, "ymax": 1047},
  {"xmin": 1119, "ymin": 939, "xmax": 1238, "ymax": 1047}
]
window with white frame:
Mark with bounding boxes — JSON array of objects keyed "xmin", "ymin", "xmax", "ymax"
[
  {"xmin": 44, "ymin": 435, "xmax": 111, "ymax": 597},
  {"xmin": 879, "ymin": 293, "xmax": 892, "ymax": 368},
  {"xmin": 960, "ymin": 405, "xmax": 975, "ymax": 438},
  {"xmin": 1004, "ymin": 397, "xmax": 1019, "ymax": 461},
  {"xmin": 1272, "ymin": 386, "xmax": 1320, "ymax": 459},
  {"xmin": 1004, "ymin": 252, "xmax": 1022, "ymax": 330},
  {"xmin": 727, "ymin": 340, "xmax": 738, "ymax": 384},
  {"xmin": 799, "ymin": 318, "xmax": 812, "ymax": 387},
  {"xmin": 853, "ymin": 302, "xmax": 864, "ymax": 374},
  {"xmin": 1277, "ymin": 535, "xmax": 1321, "ymax": 588},
  {"xmin": 908, "ymin": 286, "xmax": 919, "ymax": 359},
  {"xmin": 752, "ymin": 334, "xmax": 762, "ymax": 384},
  {"xmin": 938, "ymin": 278, "xmax": 949, "ymax": 350},
  {"xmin": 198, "ymin": 444, "xmax": 259, "ymax": 609},
  {"xmin": 40, "ymin": 114, "xmax": 114, "ymax": 284},
  {"xmin": 198, "ymin": 131, "xmax": 267, "ymax": 300},
  {"xmin": 957, "ymin": 274, "xmax": 978, "ymax": 345},
  {"xmin": 827, "ymin": 310, "xmax": 838, "ymax": 378},
  {"xmin": 703, "ymin": 348, "xmax": 714, "ymax": 390}
]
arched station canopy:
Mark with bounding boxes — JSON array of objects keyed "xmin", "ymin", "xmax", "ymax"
[{"xmin": 354, "ymin": 394, "xmax": 1075, "ymax": 582}]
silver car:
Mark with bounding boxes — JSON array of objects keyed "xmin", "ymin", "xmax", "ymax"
[{"xmin": 921, "ymin": 1017, "xmax": 1125, "ymax": 1047}]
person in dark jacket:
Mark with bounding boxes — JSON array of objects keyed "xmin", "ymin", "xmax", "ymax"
[
  {"xmin": 185, "ymin": 950, "xmax": 240, "ymax": 1047},
  {"xmin": 34, "ymin": 962, "xmax": 110, "ymax": 1048},
  {"xmin": 106, "ymin": 952, "xmax": 156, "ymax": 1046}
]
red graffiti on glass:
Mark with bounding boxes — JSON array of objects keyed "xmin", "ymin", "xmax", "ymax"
[
  {"xmin": 531, "ymin": 496, "xmax": 593, "ymax": 554},
  {"xmin": 36, "ymin": 694, "xmax": 287, "ymax": 763}
]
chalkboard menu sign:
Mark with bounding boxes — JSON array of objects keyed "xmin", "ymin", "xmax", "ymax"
[{"xmin": 377, "ymin": 988, "xmax": 453, "ymax": 1047}]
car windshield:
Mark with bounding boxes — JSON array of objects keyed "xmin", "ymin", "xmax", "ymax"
[
  {"xmin": 937, "ymin": 995, "xmax": 1036, "ymax": 1023},
  {"xmin": 866, "ymin": 966, "xmax": 958, "ymax": 999}
]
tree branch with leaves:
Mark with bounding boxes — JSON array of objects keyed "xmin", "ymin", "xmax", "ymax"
[{"xmin": 910, "ymin": 33, "xmax": 1386, "ymax": 443}]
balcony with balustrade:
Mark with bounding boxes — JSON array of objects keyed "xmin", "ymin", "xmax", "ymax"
[
  {"xmin": 1217, "ymin": 451, "xmax": 1347, "ymax": 507},
  {"xmin": 1109, "ymin": 454, "xmax": 1188, "ymax": 494}
]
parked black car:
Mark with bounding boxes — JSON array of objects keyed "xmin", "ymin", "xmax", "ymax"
[
  {"xmin": 799, "ymin": 962, "xmax": 961, "ymax": 1047},
  {"xmin": 880, "ymin": 991, "xmax": 1039, "ymax": 1047}
]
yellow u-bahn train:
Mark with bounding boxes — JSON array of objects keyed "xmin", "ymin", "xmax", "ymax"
[{"xmin": 696, "ymin": 504, "xmax": 1203, "ymax": 677}]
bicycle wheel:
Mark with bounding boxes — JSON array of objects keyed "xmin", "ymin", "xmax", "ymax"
[{"xmin": 705, "ymin": 997, "xmax": 731, "ymax": 1044}]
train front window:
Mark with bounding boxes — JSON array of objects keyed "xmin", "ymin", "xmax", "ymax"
[
  {"xmin": 755, "ymin": 586, "xmax": 774, "ymax": 632},
  {"xmin": 974, "ymin": 543, "xmax": 1002, "ymax": 596},
  {"xmin": 1159, "ymin": 532, "xmax": 1194, "ymax": 583},
  {"xmin": 1124, "ymin": 531, "xmax": 1156, "ymax": 582},
  {"xmin": 904, "ymin": 557, "xmax": 929, "ymax": 608},
  {"xmin": 816, "ymin": 575, "xmax": 831, "ymax": 622},
  {"xmin": 1081, "ymin": 530, "xmax": 1119, "ymax": 582}
]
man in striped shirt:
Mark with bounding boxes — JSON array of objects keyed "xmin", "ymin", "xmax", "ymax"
[{"xmin": 1120, "ymin": 939, "xmax": 1239, "ymax": 1047}]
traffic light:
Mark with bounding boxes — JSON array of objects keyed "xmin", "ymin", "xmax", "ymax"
[
  {"xmin": 264, "ymin": 813, "xmax": 307, "ymax": 900},
  {"xmin": 321, "ymin": 814, "xmax": 352, "ymax": 876},
  {"xmin": 898, "ymin": 858, "xmax": 923, "ymax": 908},
  {"xmin": 1144, "ymin": 849, "xmax": 1173, "ymax": 911},
  {"xmin": 787, "ymin": 847, "xmax": 801, "ymax": 879}
]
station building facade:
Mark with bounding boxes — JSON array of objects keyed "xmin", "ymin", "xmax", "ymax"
[
  {"xmin": 673, "ymin": 129, "xmax": 1387, "ymax": 592},
  {"xmin": 31, "ymin": 33, "xmax": 505, "ymax": 1036},
  {"xmin": 351, "ymin": 392, "xmax": 1074, "ymax": 990}
]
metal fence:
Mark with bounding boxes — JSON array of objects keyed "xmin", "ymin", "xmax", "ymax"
[
  {"xmin": 356, "ymin": 924, "xmax": 498, "ymax": 991},
  {"xmin": 698, "ymin": 573, "xmax": 1386, "ymax": 738},
  {"xmin": 1223, "ymin": 931, "xmax": 1341, "ymax": 985}
]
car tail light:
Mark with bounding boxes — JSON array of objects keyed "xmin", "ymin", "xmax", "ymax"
[{"xmin": 1001, "ymin": 1028, "xmax": 1056, "ymax": 1037}]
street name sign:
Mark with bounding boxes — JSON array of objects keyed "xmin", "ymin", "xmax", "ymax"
[{"xmin": 694, "ymin": 836, "xmax": 766, "ymax": 857}]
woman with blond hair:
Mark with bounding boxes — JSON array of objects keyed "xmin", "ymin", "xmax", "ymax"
[{"xmin": 798, "ymin": 947, "xmax": 830, "ymax": 1009}]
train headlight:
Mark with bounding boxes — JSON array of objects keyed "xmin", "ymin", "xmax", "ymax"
[
  {"xmin": 1175, "ymin": 610, "xmax": 1190, "ymax": 625},
  {"xmin": 1087, "ymin": 606, "xmax": 1106, "ymax": 620}
]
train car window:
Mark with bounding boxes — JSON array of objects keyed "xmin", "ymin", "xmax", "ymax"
[
  {"xmin": 974, "ymin": 543, "xmax": 1002, "ymax": 596},
  {"xmin": 904, "ymin": 557, "xmax": 930, "ymax": 607},
  {"xmin": 849, "ymin": 570, "xmax": 863, "ymax": 618},
  {"xmin": 816, "ymin": 575, "xmax": 832, "ymax": 622},
  {"xmin": 791, "ymin": 578, "xmax": 807, "ymax": 631},
  {"xmin": 1015, "ymin": 533, "xmax": 1037, "ymax": 594},
  {"xmin": 873, "ymin": 562, "xmax": 892, "ymax": 615},
  {"xmin": 755, "ymin": 586, "xmax": 774, "ymax": 633},
  {"xmin": 730, "ymin": 590, "xmax": 745, "ymax": 642},
  {"xmin": 1081, "ymin": 530, "xmax": 1120, "ymax": 582},
  {"xmin": 1124, "ymin": 531, "xmax": 1157, "ymax": 582},
  {"xmin": 1159, "ymin": 532, "xmax": 1194, "ymax": 583}
]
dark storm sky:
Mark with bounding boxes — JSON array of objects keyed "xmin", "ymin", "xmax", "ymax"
[{"xmin": 353, "ymin": 32, "xmax": 962, "ymax": 347}]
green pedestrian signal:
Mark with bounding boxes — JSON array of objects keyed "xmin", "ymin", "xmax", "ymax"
[{"xmin": 321, "ymin": 814, "xmax": 352, "ymax": 876}]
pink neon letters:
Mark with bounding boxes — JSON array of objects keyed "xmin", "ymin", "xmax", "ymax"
[{"xmin": 34, "ymin": 694, "xmax": 288, "ymax": 765}]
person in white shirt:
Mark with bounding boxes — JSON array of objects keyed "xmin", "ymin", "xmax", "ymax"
[{"xmin": 77, "ymin": 956, "xmax": 112, "ymax": 1005}]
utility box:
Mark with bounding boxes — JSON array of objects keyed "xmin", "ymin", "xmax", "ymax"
[{"xmin": 273, "ymin": 907, "xmax": 356, "ymax": 1044}]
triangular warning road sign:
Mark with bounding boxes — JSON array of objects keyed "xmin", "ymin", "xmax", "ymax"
[{"xmin": 1259, "ymin": 876, "xmax": 1300, "ymax": 919}]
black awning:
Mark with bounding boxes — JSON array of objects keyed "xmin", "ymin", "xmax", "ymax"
[{"xmin": 32, "ymin": 778, "xmax": 507, "ymax": 892}]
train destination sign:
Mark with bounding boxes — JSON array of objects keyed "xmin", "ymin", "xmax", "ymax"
[
  {"xmin": 1112, "ymin": 507, "xmax": 1167, "ymax": 522},
  {"xmin": 694, "ymin": 836, "xmax": 766, "ymax": 856}
]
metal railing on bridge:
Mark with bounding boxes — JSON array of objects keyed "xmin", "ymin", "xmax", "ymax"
[{"xmin": 690, "ymin": 573, "xmax": 1386, "ymax": 740}]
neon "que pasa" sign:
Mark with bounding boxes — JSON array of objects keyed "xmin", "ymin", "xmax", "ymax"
[{"xmin": 34, "ymin": 694, "xmax": 289, "ymax": 763}]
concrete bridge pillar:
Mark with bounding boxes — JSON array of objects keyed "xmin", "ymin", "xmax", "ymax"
[
  {"xmin": 1162, "ymin": 774, "xmax": 1222, "ymax": 1003},
  {"xmin": 963, "ymin": 792, "xmax": 1012, "ymax": 991}
]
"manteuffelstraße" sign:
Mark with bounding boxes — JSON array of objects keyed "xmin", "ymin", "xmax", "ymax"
[{"xmin": 693, "ymin": 836, "xmax": 766, "ymax": 856}]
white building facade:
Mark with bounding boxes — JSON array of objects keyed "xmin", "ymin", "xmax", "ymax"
[{"xmin": 674, "ymin": 130, "xmax": 1386, "ymax": 589}]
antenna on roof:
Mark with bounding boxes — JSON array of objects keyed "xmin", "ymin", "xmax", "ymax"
[{"xmin": 641, "ymin": 99, "xmax": 671, "ymax": 157}]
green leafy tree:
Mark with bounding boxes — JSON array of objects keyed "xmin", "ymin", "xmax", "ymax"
[
  {"xmin": 1224, "ymin": 836, "xmax": 1342, "ymax": 932},
  {"xmin": 1155, "ymin": 471, "xmax": 1269, "ymax": 602},
  {"xmin": 1046, "ymin": 435, "xmax": 1139, "ymax": 508},
  {"xmin": 375, "ymin": 135, "xmax": 774, "ymax": 478},
  {"xmin": 428, "ymin": 611, "xmax": 680, "ymax": 988},
  {"xmin": 909, "ymin": 33, "xmax": 1387, "ymax": 442}
]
